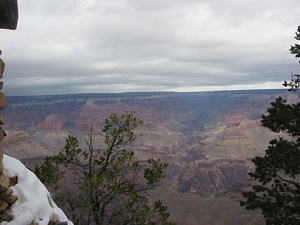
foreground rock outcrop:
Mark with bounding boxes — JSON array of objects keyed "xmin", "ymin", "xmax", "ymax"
[
  {"xmin": 0, "ymin": 153, "xmax": 18, "ymax": 223},
  {"xmin": 1, "ymin": 154, "xmax": 73, "ymax": 225}
]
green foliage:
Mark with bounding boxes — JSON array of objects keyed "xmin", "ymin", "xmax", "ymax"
[
  {"xmin": 283, "ymin": 74, "xmax": 300, "ymax": 91},
  {"xmin": 34, "ymin": 111, "xmax": 175, "ymax": 225},
  {"xmin": 284, "ymin": 26, "xmax": 300, "ymax": 91},
  {"xmin": 240, "ymin": 97, "xmax": 300, "ymax": 224},
  {"xmin": 261, "ymin": 97, "xmax": 300, "ymax": 137},
  {"xmin": 33, "ymin": 156, "xmax": 64, "ymax": 188},
  {"xmin": 289, "ymin": 25, "xmax": 300, "ymax": 59},
  {"xmin": 144, "ymin": 159, "xmax": 168, "ymax": 186},
  {"xmin": 241, "ymin": 26, "xmax": 300, "ymax": 225}
]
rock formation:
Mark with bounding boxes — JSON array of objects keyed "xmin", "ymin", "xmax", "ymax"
[
  {"xmin": 0, "ymin": 152, "xmax": 18, "ymax": 223},
  {"xmin": 0, "ymin": 34, "xmax": 14, "ymax": 223},
  {"xmin": 0, "ymin": 88, "xmax": 293, "ymax": 224},
  {"xmin": 2, "ymin": 154, "xmax": 73, "ymax": 225},
  {"xmin": 0, "ymin": 91, "xmax": 291, "ymax": 196}
]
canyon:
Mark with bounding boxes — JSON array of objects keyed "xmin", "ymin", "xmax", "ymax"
[{"xmin": 0, "ymin": 89, "xmax": 298, "ymax": 224}]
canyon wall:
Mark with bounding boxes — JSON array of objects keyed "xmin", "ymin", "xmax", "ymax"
[{"xmin": 1, "ymin": 90, "xmax": 297, "ymax": 199}]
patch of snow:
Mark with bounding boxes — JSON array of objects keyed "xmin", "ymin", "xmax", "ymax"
[{"xmin": 1, "ymin": 155, "xmax": 73, "ymax": 225}]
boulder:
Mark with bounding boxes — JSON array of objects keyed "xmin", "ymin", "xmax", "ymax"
[
  {"xmin": 0, "ymin": 208, "xmax": 13, "ymax": 223},
  {"xmin": 0, "ymin": 199, "xmax": 8, "ymax": 212}
]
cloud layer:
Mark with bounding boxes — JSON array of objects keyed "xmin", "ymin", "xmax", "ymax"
[{"xmin": 1, "ymin": 0, "xmax": 300, "ymax": 96}]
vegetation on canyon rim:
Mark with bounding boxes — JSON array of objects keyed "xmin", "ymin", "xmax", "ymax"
[
  {"xmin": 240, "ymin": 26, "xmax": 300, "ymax": 224},
  {"xmin": 34, "ymin": 111, "xmax": 175, "ymax": 225}
]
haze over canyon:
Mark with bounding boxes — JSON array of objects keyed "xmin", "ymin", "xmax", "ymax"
[{"xmin": 1, "ymin": 89, "xmax": 298, "ymax": 224}]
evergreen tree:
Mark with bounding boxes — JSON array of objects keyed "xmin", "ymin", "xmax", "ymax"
[
  {"xmin": 284, "ymin": 25, "xmax": 300, "ymax": 91},
  {"xmin": 240, "ymin": 26, "xmax": 300, "ymax": 224},
  {"xmin": 34, "ymin": 112, "xmax": 175, "ymax": 225}
]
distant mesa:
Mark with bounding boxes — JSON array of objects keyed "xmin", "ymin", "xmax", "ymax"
[{"xmin": 84, "ymin": 100, "xmax": 99, "ymax": 108}]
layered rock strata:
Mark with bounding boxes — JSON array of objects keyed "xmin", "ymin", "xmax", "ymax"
[{"xmin": 0, "ymin": 152, "xmax": 18, "ymax": 223}]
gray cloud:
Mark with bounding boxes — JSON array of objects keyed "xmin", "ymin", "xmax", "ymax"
[{"xmin": 0, "ymin": 0, "xmax": 300, "ymax": 96}]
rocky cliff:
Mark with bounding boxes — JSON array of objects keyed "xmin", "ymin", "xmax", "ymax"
[{"xmin": 0, "ymin": 90, "xmax": 298, "ymax": 201}]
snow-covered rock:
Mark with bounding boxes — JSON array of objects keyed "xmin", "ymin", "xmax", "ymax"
[{"xmin": 1, "ymin": 155, "xmax": 73, "ymax": 225}]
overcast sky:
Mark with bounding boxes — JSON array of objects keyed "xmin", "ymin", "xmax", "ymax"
[{"xmin": 1, "ymin": 0, "xmax": 300, "ymax": 96}]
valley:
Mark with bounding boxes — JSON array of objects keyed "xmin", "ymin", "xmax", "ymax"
[{"xmin": 0, "ymin": 89, "xmax": 298, "ymax": 224}]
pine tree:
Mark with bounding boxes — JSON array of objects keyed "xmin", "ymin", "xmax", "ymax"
[
  {"xmin": 240, "ymin": 26, "xmax": 300, "ymax": 225},
  {"xmin": 34, "ymin": 111, "xmax": 175, "ymax": 225},
  {"xmin": 284, "ymin": 25, "xmax": 300, "ymax": 91}
]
